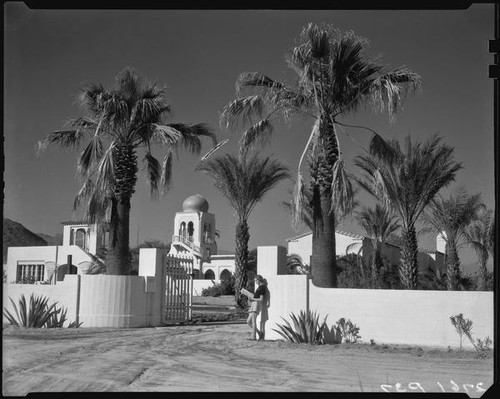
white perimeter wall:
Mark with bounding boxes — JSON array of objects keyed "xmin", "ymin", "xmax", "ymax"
[
  {"xmin": 3, "ymin": 275, "xmax": 80, "ymax": 325},
  {"xmin": 257, "ymin": 246, "xmax": 494, "ymax": 348},
  {"xmin": 3, "ymin": 249, "xmax": 165, "ymax": 328}
]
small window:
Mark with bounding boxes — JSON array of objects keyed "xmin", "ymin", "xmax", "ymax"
[{"xmin": 16, "ymin": 263, "xmax": 45, "ymax": 283}]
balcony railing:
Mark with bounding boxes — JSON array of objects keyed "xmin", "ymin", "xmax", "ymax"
[{"xmin": 172, "ymin": 235, "xmax": 201, "ymax": 254}]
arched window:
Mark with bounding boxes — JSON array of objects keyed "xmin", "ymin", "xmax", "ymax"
[
  {"xmin": 220, "ymin": 269, "xmax": 232, "ymax": 281},
  {"xmin": 75, "ymin": 228, "xmax": 87, "ymax": 250},
  {"xmin": 70, "ymin": 229, "xmax": 75, "ymax": 245},
  {"xmin": 204, "ymin": 269, "xmax": 215, "ymax": 280},
  {"xmin": 179, "ymin": 222, "xmax": 186, "ymax": 237},
  {"xmin": 187, "ymin": 222, "xmax": 194, "ymax": 241}
]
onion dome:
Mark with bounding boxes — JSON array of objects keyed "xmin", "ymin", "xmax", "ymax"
[{"xmin": 182, "ymin": 194, "xmax": 209, "ymax": 213}]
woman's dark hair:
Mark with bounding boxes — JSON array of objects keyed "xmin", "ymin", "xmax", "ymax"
[{"xmin": 255, "ymin": 275, "xmax": 267, "ymax": 286}]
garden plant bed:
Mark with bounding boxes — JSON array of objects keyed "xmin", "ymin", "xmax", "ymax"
[{"xmin": 2, "ymin": 323, "xmax": 493, "ymax": 395}]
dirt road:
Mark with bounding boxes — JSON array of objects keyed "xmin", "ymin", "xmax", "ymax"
[{"xmin": 2, "ymin": 323, "xmax": 493, "ymax": 396}]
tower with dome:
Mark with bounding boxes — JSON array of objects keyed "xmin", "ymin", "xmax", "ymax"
[{"xmin": 169, "ymin": 194, "xmax": 235, "ymax": 280}]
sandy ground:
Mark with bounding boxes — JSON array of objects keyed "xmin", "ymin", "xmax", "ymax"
[{"xmin": 2, "ymin": 323, "xmax": 494, "ymax": 396}]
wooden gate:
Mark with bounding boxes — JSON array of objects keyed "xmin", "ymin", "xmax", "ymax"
[{"xmin": 162, "ymin": 254, "xmax": 194, "ymax": 323}]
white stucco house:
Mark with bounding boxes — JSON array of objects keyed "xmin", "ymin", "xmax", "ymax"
[
  {"xmin": 5, "ymin": 221, "xmax": 110, "ymax": 283},
  {"xmin": 287, "ymin": 229, "xmax": 446, "ymax": 274},
  {"xmin": 4, "ymin": 194, "xmax": 237, "ymax": 285}
]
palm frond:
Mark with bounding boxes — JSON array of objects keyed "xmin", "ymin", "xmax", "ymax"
[
  {"xmin": 370, "ymin": 67, "xmax": 421, "ymax": 122},
  {"xmin": 37, "ymin": 130, "xmax": 85, "ymax": 152},
  {"xmin": 77, "ymin": 135, "xmax": 104, "ymax": 176},
  {"xmin": 65, "ymin": 117, "xmax": 99, "ymax": 131},
  {"xmin": 73, "ymin": 178, "xmax": 96, "ymax": 211},
  {"xmin": 220, "ymin": 95, "xmax": 264, "ymax": 130},
  {"xmin": 330, "ymin": 159, "xmax": 355, "ymax": 218},
  {"xmin": 167, "ymin": 123, "xmax": 216, "ymax": 154},
  {"xmin": 94, "ymin": 144, "xmax": 115, "ymax": 196},
  {"xmin": 159, "ymin": 150, "xmax": 173, "ymax": 193},
  {"xmin": 239, "ymin": 118, "xmax": 274, "ymax": 157},
  {"xmin": 143, "ymin": 152, "xmax": 162, "ymax": 199},
  {"xmin": 236, "ymin": 72, "xmax": 285, "ymax": 93}
]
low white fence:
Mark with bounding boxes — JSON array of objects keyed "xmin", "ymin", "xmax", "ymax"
[{"xmin": 257, "ymin": 246, "xmax": 494, "ymax": 348}]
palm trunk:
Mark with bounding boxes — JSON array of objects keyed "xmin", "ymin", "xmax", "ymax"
[
  {"xmin": 234, "ymin": 219, "xmax": 250, "ymax": 308},
  {"xmin": 308, "ymin": 114, "xmax": 339, "ymax": 288},
  {"xmin": 372, "ymin": 241, "xmax": 383, "ymax": 288},
  {"xmin": 446, "ymin": 242, "xmax": 461, "ymax": 290},
  {"xmin": 310, "ymin": 190, "xmax": 337, "ymax": 287},
  {"xmin": 399, "ymin": 225, "xmax": 419, "ymax": 289},
  {"xmin": 106, "ymin": 142, "xmax": 137, "ymax": 276},
  {"xmin": 106, "ymin": 198, "xmax": 131, "ymax": 275},
  {"xmin": 478, "ymin": 256, "xmax": 488, "ymax": 291}
]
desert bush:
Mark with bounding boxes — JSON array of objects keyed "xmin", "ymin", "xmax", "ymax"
[
  {"xmin": 334, "ymin": 317, "xmax": 361, "ymax": 343},
  {"xmin": 450, "ymin": 313, "xmax": 492, "ymax": 356},
  {"xmin": 450, "ymin": 313, "xmax": 473, "ymax": 350},
  {"xmin": 273, "ymin": 310, "xmax": 328, "ymax": 344}
]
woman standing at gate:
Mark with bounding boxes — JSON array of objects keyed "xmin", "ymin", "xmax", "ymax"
[{"xmin": 245, "ymin": 275, "xmax": 268, "ymax": 341}]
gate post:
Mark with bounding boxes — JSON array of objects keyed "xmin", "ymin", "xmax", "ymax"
[{"xmin": 139, "ymin": 248, "xmax": 166, "ymax": 326}]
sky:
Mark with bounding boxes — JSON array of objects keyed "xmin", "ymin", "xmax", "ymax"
[{"xmin": 3, "ymin": 4, "xmax": 495, "ymax": 268}]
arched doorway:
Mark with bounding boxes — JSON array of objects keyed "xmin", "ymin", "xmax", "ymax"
[
  {"xmin": 57, "ymin": 263, "xmax": 78, "ymax": 281},
  {"xmin": 204, "ymin": 269, "xmax": 215, "ymax": 280},
  {"xmin": 220, "ymin": 269, "xmax": 232, "ymax": 281}
]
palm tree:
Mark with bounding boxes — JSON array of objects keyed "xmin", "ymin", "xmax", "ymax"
[
  {"xmin": 355, "ymin": 135, "xmax": 462, "ymax": 289},
  {"xmin": 287, "ymin": 253, "xmax": 311, "ymax": 275},
  {"xmin": 38, "ymin": 68, "xmax": 216, "ymax": 275},
  {"xmin": 355, "ymin": 204, "xmax": 400, "ymax": 287},
  {"xmin": 197, "ymin": 153, "xmax": 289, "ymax": 307},
  {"xmin": 465, "ymin": 208, "xmax": 495, "ymax": 291},
  {"xmin": 220, "ymin": 23, "xmax": 420, "ymax": 288},
  {"xmin": 423, "ymin": 189, "xmax": 484, "ymax": 290}
]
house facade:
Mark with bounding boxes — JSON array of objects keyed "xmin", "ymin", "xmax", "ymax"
[{"xmin": 287, "ymin": 230, "xmax": 445, "ymax": 274}]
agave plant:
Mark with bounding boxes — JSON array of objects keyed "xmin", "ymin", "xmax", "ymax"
[
  {"xmin": 3, "ymin": 294, "xmax": 58, "ymax": 328},
  {"xmin": 273, "ymin": 309, "xmax": 327, "ymax": 344},
  {"xmin": 46, "ymin": 306, "xmax": 68, "ymax": 328}
]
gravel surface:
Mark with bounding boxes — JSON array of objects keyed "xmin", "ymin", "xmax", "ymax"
[{"xmin": 2, "ymin": 323, "xmax": 494, "ymax": 395}]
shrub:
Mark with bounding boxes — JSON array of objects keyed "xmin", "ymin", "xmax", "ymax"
[
  {"xmin": 201, "ymin": 274, "xmax": 235, "ymax": 297},
  {"xmin": 46, "ymin": 306, "xmax": 68, "ymax": 328},
  {"xmin": 273, "ymin": 310, "xmax": 328, "ymax": 344},
  {"xmin": 3, "ymin": 294, "xmax": 58, "ymax": 328},
  {"xmin": 334, "ymin": 317, "xmax": 361, "ymax": 343},
  {"xmin": 450, "ymin": 313, "xmax": 473, "ymax": 350},
  {"xmin": 3, "ymin": 294, "xmax": 81, "ymax": 328},
  {"xmin": 14, "ymin": 276, "xmax": 37, "ymax": 284},
  {"xmin": 450, "ymin": 313, "xmax": 493, "ymax": 355}
]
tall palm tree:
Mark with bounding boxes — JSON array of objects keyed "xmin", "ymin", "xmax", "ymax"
[
  {"xmin": 355, "ymin": 135, "xmax": 462, "ymax": 289},
  {"xmin": 423, "ymin": 189, "xmax": 484, "ymax": 290},
  {"xmin": 38, "ymin": 68, "xmax": 216, "ymax": 275},
  {"xmin": 197, "ymin": 153, "xmax": 289, "ymax": 307},
  {"xmin": 464, "ymin": 208, "xmax": 495, "ymax": 291},
  {"xmin": 220, "ymin": 23, "xmax": 420, "ymax": 288},
  {"xmin": 355, "ymin": 204, "xmax": 400, "ymax": 287}
]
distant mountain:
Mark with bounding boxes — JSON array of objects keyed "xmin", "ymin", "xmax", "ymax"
[
  {"xmin": 37, "ymin": 233, "xmax": 63, "ymax": 246},
  {"xmin": 2, "ymin": 218, "xmax": 48, "ymax": 262}
]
